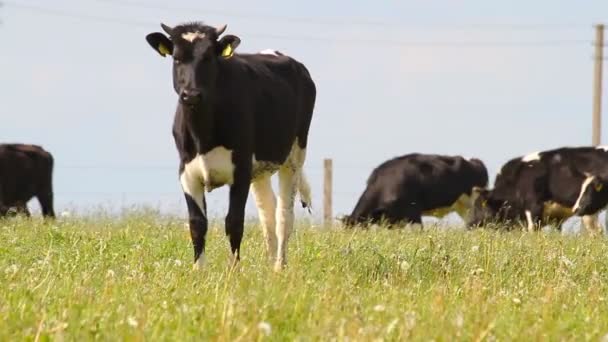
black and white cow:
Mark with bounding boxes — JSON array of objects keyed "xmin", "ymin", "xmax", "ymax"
[
  {"xmin": 0, "ymin": 144, "xmax": 55, "ymax": 218},
  {"xmin": 341, "ymin": 154, "xmax": 488, "ymax": 227},
  {"xmin": 146, "ymin": 22, "xmax": 316, "ymax": 271},
  {"xmin": 468, "ymin": 146, "xmax": 608, "ymax": 233}
]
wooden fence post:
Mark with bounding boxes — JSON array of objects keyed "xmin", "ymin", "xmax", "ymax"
[{"xmin": 323, "ymin": 158, "xmax": 333, "ymax": 227}]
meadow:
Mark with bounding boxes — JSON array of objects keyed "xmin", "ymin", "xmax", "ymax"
[{"xmin": 1, "ymin": 212, "xmax": 608, "ymax": 341}]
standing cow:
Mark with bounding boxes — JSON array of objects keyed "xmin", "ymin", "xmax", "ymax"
[
  {"xmin": 146, "ymin": 22, "xmax": 316, "ymax": 271},
  {"xmin": 468, "ymin": 146, "xmax": 608, "ymax": 234},
  {"xmin": 341, "ymin": 154, "xmax": 488, "ymax": 227},
  {"xmin": 0, "ymin": 144, "xmax": 55, "ymax": 218}
]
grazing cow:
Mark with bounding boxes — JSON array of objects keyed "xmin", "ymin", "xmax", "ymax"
[
  {"xmin": 145, "ymin": 22, "xmax": 316, "ymax": 271},
  {"xmin": 341, "ymin": 154, "xmax": 488, "ymax": 227},
  {"xmin": 0, "ymin": 144, "xmax": 55, "ymax": 218},
  {"xmin": 467, "ymin": 146, "xmax": 608, "ymax": 233}
]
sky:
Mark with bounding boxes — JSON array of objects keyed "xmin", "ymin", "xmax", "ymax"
[{"xmin": 2, "ymin": 0, "xmax": 608, "ymax": 224}]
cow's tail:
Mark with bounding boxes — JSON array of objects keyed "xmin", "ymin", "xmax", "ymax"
[{"xmin": 298, "ymin": 169, "xmax": 313, "ymax": 214}]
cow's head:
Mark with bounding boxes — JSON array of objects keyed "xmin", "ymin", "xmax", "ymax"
[
  {"xmin": 145, "ymin": 22, "xmax": 241, "ymax": 106},
  {"xmin": 466, "ymin": 187, "xmax": 516, "ymax": 228},
  {"xmin": 573, "ymin": 175, "xmax": 608, "ymax": 216}
]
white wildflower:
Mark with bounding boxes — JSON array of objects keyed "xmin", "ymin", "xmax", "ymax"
[
  {"xmin": 399, "ymin": 260, "xmax": 411, "ymax": 272},
  {"xmin": 106, "ymin": 270, "xmax": 115, "ymax": 279},
  {"xmin": 471, "ymin": 245, "xmax": 480, "ymax": 252},
  {"xmin": 454, "ymin": 313, "xmax": 464, "ymax": 328},
  {"xmin": 5, "ymin": 264, "xmax": 19, "ymax": 276},
  {"xmin": 174, "ymin": 259, "xmax": 183, "ymax": 267},
  {"xmin": 127, "ymin": 316, "xmax": 139, "ymax": 328},
  {"xmin": 373, "ymin": 304, "xmax": 386, "ymax": 312},
  {"xmin": 512, "ymin": 298, "xmax": 521, "ymax": 305},
  {"xmin": 258, "ymin": 321, "xmax": 272, "ymax": 336}
]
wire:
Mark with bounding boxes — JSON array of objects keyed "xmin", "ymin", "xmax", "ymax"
[
  {"xmin": 95, "ymin": 0, "xmax": 591, "ymax": 31},
  {"xmin": 4, "ymin": 2, "xmax": 154, "ymax": 28},
  {"xmin": 4, "ymin": 2, "xmax": 592, "ymax": 47}
]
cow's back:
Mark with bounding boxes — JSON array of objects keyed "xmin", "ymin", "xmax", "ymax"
[
  {"xmin": 217, "ymin": 53, "xmax": 316, "ymax": 163},
  {"xmin": 0, "ymin": 144, "xmax": 54, "ymax": 203},
  {"xmin": 347, "ymin": 154, "xmax": 487, "ymax": 223}
]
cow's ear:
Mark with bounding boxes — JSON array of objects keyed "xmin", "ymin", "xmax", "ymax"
[
  {"xmin": 217, "ymin": 35, "xmax": 241, "ymax": 59},
  {"xmin": 146, "ymin": 32, "xmax": 173, "ymax": 57}
]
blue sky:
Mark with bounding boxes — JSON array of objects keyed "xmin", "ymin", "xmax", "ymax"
[{"xmin": 1, "ymin": 0, "xmax": 608, "ymax": 221}]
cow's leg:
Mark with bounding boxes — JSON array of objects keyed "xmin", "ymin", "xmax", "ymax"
[
  {"xmin": 582, "ymin": 214, "xmax": 602, "ymax": 236},
  {"xmin": 180, "ymin": 172, "xmax": 208, "ymax": 270},
  {"xmin": 384, "ymin": 203, "xmax": 422, "ymax": 230},
  {"xmin": 37, "ymin": 188, "xmax": 55, "ymax": 218},
  {"xmin": 405, "ymin": 213, "xmax": 423, "ymax": 231},
  {"xmin": 225, "ymin": 175, "xmax": 251, "ymax": 266},
  {"xmin": 251, "ymin": 175, "xmax": 277, "ymax": 260},
  {"xmin": 275, "ymin": 166, "xmax": 298, "ymax": 271}
]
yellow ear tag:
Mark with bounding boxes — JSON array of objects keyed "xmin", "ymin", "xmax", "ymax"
[
  {"xmin": 158, "ymin": 44, "xmax": 170, "ymax": 57},
  {"xmin": 596, "ymin": 183, "xmax": 603, "ymax": 192},
  {"xmin": 221, "ymin": 44, "xmax": 234, "ymax": 58},
  {"xmin": 481, "ymin": 200, "xmax": 487, "ymax": 208}
]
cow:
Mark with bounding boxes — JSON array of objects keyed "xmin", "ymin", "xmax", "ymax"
[
  {"xmin": 341, "ymin": 154, "xmax": 488, "ymax": 228},
  {"xmin": 467, "ymin": 146, "xmax": 608, "ymax": 234},
  {"xmin": 0, "ymin": 144, "xmax": 55, "ymax": 218},
  {"xmin": 145, "ymin": 22, "xmax": 316, "ymax": 271}
]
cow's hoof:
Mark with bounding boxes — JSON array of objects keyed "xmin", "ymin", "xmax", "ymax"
[{"xmin": 192, "ymin": 255, "xmax": 205, "ymax": 271}]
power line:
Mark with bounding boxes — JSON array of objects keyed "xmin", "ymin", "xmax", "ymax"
[
  {"xmin": 95, "ymin": 0, "xmax": 590, "ymax": 31},
  {"xmin": 5, "ymin": 2, "xmax": 153, "ymax": 27},
  {"xmin": 4, "ymin": 2, "xmax": 591, "ymax": 48}
]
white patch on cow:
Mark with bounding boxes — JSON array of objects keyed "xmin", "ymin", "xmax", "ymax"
[
  {"xmin": 259, "ymin": 49, "xmax": 279, "ymax": 56},
  {"xmin": 180, "ymin": 146, "xmax": 235, "ymax": 214},
  {"xmin": 596, "ymin": 145, "xmax": 608, "ymax": 152},
  {"xmin": 525, "ymin": 210, "xmax": 535, "ymax": 232},
  {"xmin": 572, "ymin": 175, "xmax": 596, "ymax": 213},
  {"xmin": 423, "ymin": 193, "xmax": 472, "ymax": 220},
  {"xmin": 192, "ymin": 253, "xmax": 205, "ymax": 271},
  {"xmin": 251, "ymin": 176, "xmax": 277, "ymax": 259},
  {"xmin": 180, "ymin": 172, "xmax": 205, "ymax": 216},
  {"xmin": 522, "ymin": 151, "xmax": 540, "ymax": 162},
  {"xmin": 182, "ymin": 31, "xmax": 206, "ymax": 42}
]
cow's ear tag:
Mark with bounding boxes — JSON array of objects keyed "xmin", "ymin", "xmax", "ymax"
[
  {"xmin": 596, "ymin": 183, "xmax": 603, "ymax": 192},
  {"xmin": 158, "ymin": 44, "xmax": 170, "ymax": 57},
  {"xmin": 481, "ymin": 200, "xmax": 487, "ymax": 208},
  {"xmin": 221, "ymin": 44, "xmax": 234, "ymax": 58}
]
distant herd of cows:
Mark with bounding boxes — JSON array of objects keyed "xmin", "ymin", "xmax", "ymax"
[{"xmin": 2, "ymin": 21, "xmax": 606, "ymax": 271}]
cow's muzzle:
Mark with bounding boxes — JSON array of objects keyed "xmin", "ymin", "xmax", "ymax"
[{"xmin": 179, "ymin": 89, "xmax": 202, "ymax": 105}]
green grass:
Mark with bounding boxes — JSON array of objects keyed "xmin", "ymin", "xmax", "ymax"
[{"xmin": 1, "ymin": 212, "xmax": 608, "ymax": 341}]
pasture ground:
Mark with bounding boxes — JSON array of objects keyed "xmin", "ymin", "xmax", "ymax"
[{"xmin": 1, "ymin": 212, "xmax": 608, "ymax": 340}]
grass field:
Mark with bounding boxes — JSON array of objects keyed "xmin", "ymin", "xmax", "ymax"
[{"xmin": 2, "ymin": 212, "xmax": 608, "ymax": 341}]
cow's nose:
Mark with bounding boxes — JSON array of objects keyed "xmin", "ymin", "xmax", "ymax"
[{"xmin": 180, "ymin": 90, "xmax": 201, "ymax": 105}]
